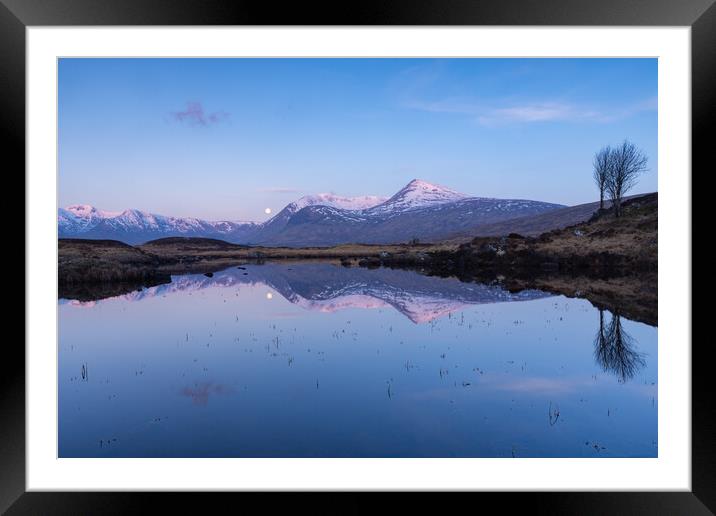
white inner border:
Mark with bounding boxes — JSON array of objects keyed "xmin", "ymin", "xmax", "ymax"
[{"xmin": 27, "ymin": 27, "xmax": 691, "ymax": 491}]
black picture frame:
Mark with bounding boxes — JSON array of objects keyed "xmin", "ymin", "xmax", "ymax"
[{"xmin": 4, "ymin": 0, "xmax": 711, "ymax": 513}]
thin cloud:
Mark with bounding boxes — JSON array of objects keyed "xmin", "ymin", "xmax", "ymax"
[
  {"xmin": 478, "ymin": 102, "xmax": 597, "ymax": 126},
  {"xmin": 171, "ymin": 101, "xmax": 229, "ymax": 126},
  {"xmin": 259, "ymin": 187, "xmax": 302, "ymax": 194},
  {"xmin": 403, "ymin": 98, "xmax": 483, "ymax": 116},
  {"xmin": 405, "ymin": 96, "xmax": 656, "ymax": 126}
]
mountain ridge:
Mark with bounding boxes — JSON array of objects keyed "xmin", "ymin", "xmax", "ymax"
[{"xmin": 59, "ymin": 178, "xmax": 566, "ymax": 246}]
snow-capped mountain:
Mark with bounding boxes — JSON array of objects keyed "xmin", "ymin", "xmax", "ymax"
[
  {"xmin": 366, "ymin": 179, "xmax": 467, "ymax": 215},
  {"xmin": 251, "ymin": 179, "xmax": 565, "ymax": 246},
  {"xmin": 58, "ymin": 204, "xmax": 259, "ymax": 245},
  {"xmin": 66, "ymin": 204, "xmax": 122, "ymax": 220},
  {"xmin": 58, "ymin": 179, "xmax": 566, "ymax": 245},
  {"xmin": 292, "ymin": 193, "xmax": 388, "ymax": 212},
  {"xmin": 253, "ymin": 192, "xmax": 387, "ymax": 243},
  {"xmin": 59, "ymin": 205, "xmax": 122, "ymax": 233}
]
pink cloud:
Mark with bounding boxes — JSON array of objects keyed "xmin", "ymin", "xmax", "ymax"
[{"xmin": 171, "ymin": 101, "xmax": 229, "ymax": 126}]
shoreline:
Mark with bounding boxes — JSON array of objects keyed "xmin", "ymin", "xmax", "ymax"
[
  {"xmin": 58, "ymin": 258, "xmax": 657, "ymax": 327},
  {"xmin": 58, "ymin": 194, "xmax": 657, "ymax": 324}
]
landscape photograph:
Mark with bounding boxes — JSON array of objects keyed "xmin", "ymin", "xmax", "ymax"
[{"xmin": 58, "ymin": 57, "xmax": 657, "ymax": 458}]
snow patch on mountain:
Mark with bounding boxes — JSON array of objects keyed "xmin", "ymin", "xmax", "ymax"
[{"xmin": 66, "ymin": 204, "xmax": 122, "ymax": 218}]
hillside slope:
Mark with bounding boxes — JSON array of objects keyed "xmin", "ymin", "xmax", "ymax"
[
  {"xmin": 417, "ymin": 193, "xmax": 657, "ymax": 274},
  {"xmin": 445, "ymin": 193, "xmax": 655, "ymax": 241}
]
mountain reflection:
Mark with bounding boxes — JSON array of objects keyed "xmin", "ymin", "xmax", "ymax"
[
  {"xmin": 59, "ymin": 262, "xmax": 552, "ymax": 323},
  {"xmin": 593, "ymin": 309, "xmax": 646, "ymax": 382}
]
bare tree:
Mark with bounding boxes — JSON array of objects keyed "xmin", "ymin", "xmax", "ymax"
[
  {"xmin": 605, "ymin": 140, "xmax": 648, "ymax": 217},
  {"xmin": 592, "ymin": 146, "xmax": 611, "ymax": 210}
]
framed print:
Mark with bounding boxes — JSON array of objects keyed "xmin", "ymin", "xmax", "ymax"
[{"xmin": 4, "ymin": 0, "xmax": 713, "ymax": 513}]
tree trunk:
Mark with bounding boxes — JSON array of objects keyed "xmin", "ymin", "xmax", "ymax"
[{"xmin": 599, "ymin": 190, "xmax": 604, "ymax": 210}]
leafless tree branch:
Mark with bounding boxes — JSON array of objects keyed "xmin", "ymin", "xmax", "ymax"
[{"xmin": 604, "ymin": 140, "xmax": 648, "ymax": 217}]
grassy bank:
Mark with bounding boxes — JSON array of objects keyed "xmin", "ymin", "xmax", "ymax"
[
  {"xmin": 58, "ymin": 238, "xmax": 446, "ymax": 285},
  {"xmin": 59, "ymin": 239, "xmax": 172, "ymax": 285},
  {"xmin": 138, "ymin": 238, "xmax": 445, "ymax": 274}
]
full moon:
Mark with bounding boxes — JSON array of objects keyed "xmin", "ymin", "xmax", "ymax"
[{"xmin": 264, "ymin": 208, "xmax": 272, "ymax": 214}]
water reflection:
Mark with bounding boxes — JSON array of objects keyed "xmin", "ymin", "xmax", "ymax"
[
  {"xmin": 59, "ymin": 263, "xmax": 657, "ymax": 457},
  {"xmin": 60, "ymin": 262, "xmax": 553, "ymax": 324},
  {"xmin": 594, "ymin": 309, "xmax": 646, "ymax": 382},
  {"xmin": 61, "ymin": 265, "xmax": 650, "ymax": 384},
  {"xmin": 180, "ymin": 382, "xmax": 231, "ymax": 406}
]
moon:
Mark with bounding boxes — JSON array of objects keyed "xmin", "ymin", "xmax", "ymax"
[
  {"xmin": 264, "ymin": 207, "xmax": 272, "ymax": 214},
  {"xmin": 266, "ymin": 292, "xmax": 273, "ymax": 300}
]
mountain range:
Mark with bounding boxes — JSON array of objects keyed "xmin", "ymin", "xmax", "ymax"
[{"xmin": 58, "ymin": 179, "xmax": 565, "ymax": 246}]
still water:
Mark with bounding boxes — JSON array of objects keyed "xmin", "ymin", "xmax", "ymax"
[{"xmin": 59, "ymin": 263, "xmax": 657, "ymax": 457}]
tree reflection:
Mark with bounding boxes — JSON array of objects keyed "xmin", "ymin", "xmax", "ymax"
[{"xmin": 594, "ymin": 309, "xmax": 645, "ymax": 382}]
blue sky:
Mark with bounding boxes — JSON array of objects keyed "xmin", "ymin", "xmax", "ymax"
[{"xmin": 58, "ymin": 58, "xmax": 657, "ymax": 221}]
